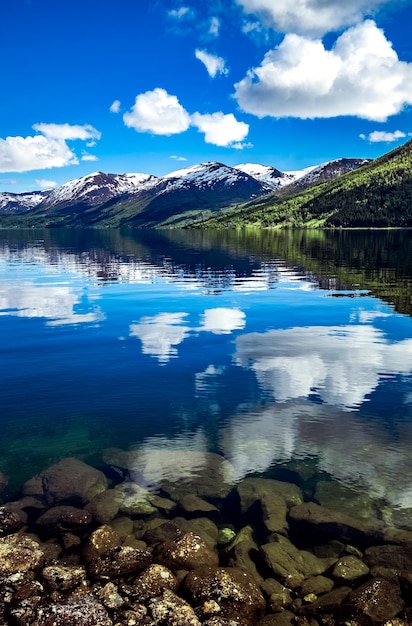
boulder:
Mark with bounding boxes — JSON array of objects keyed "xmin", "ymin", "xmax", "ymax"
[
  {"xmin": 34, "ymin": 594, "xmax": 112, "ymax": 626},
  {"xmin": 133, "ymin": 564, "xmax": 178, "ymax": 601},
  {"xmin": 41, "ymin": 564, "xmax": 86, "ymax": 590},
  {"xmin": 88, "ymin": 545, "xmax": 152, "ymax": 579},
  {"xmin": 0, "ymin": 534, "xmax": 44, "ymax": 575},
  {"xmin": 148, "ymin": 588, "xmax": 201, "ymax": 626},
  {"xmin": 36, "ymin": 505, "xmax": 92, "ymax": 534},
  {"xmin": 236, "ymin": 477, "xmax": 303, "ymax": 514},
  {"xmin": 288, "ymin": 502, "xmax": 380, "ymax": 546},
  {"xmin": 183, "ymin": 566, "xmax": 266, "ymax": 626},
  {"xmin": 260, "ymin": 534, "xmax": 330, "ymax": 589},
  {"xmin": 344, "ymin": 578, "xmax": 404, "ymax": 623},
  {"xmin": 0, "ymin": 506, "xmax": 25, "ymax": 534},
  {"xmin": 85, "ymin": 489, "xmax": 120, "ymax": 524},
  {"xmin": 23, "ymin": 457, "xmax": 108, "ymax": 505},
  {"xmin": 103, "ymin": 448, "xmax": 235, "ymax": 500},
  {"xmin": 331, "ymin": 555, "xmax": 369, "ymax": 582},
  {"xmin": 83, "ymin": 524, "xmax": 121, "ymax": 562},
  {"xmin": 154, "ymin": 531, "xmax": 219, "ymax": 571}
]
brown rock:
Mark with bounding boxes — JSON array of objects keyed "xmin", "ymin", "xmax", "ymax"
[
  {"xmin": 300, "ymin": 585, "xmax": 351, "ymax": 615},
  {"xmin": 179, "ymin": 494, "xmax": 219, "ymax": 514},
  {"xmin": 24, "ymin": 457, "xmax": 108, "ymax": 505},
  {"xmin": 36, "ymin": 505, "xmax": 92, "ymax": 534},
  {"xmin": 236, "ymin": 477, "xmax": 303, "ymax": 514},
  {"xmin": 0, "ymin": 534, "xmax": 44, "ymax": 575},
  {"xmin": 154, "ymin": 531, "xmax": 218, "ymax": 571},
  {"xmin": 85, "ymin": 489, "xmax": 120, "ymax": 524},
  {"xmin": 345, "ymin": 578, "xmax": 404, "ymax": 623},
  {"xmin": 184, "ymin": 566, "xmax": 266, "ymax": 626},
  {"xmin": 133, "ymin": 564, "xmax": 178, "ymax": 601},
  {"xmin": 288, "ymin": 501, "xmax": 380, "ymax": 546},
  {"xmin": 35, "ymin": 593, "xmax": 112, "ymax": 626},
  {"xmin": 260, "ymin": 534, "xmax": 329, "ymax": 590},
  {"xmin": 88, "ymin": 545, "xmax": 152, "ymax": 579},
  {"xmin": 332, "ymin": 555, "xmax": 369, "ymax": 581},
  {"xmin": 97, "ymin": 582, "xmax": 124, "ymax": 609},
  {"xmin": 300, "ymin": 575, "xmax": 334, "ymax": 596},
  {"xmin": 83, "ymin": 525, "xmax": 121, "ymax": 562},
  {"xmin": 0, "ymin": 506, "xmax": 25, "ymax": 534},
  {"xmin": 149, "ymin": 588, "xmax": 201, "ymax": 625},
  {"xmin": 41, "ymin": 564, "xmax": 86, "ymax": 590}
]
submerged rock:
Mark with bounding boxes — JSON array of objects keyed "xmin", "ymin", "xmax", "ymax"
[
  {"xmin": 133, "ymin": 563, "xmax": 178, "ymax": 601},
  {"xmin": 344, "ymin": 578, "xmax": 405, "ymax": 623},
  {"xmin": 36, "ymin": 505, "xmax": 92, "ymax": 534},
  {"xmin": 0, "ymin": 534, "xmax": 44, "ymax": 575},
  {"xmin": 288, "ymin": 501, "xmax": 380, "ymax": 546},
  {"xmin": 88, "ymin": 545, "xmax": 152, "ymax": 579},
  {"xmin": 183, "ymin": 566, "xmax": 266, "ymax": 625},
  {"xmin": 41, "ymin": 564, "xmax": 86, "ymax": 590},
  {"xmin": 149, "ymin": 588, "xmax": 201, "ymax": 626},
  {"xmin": 154, "ymin": 531, "xmax": 219, "ymax": 571},
  {"xmin": 34, "ymin": 593, "xmax": 112, "ymax": 626},
  {"xmin": 260, "ymin": 534, "xmax": 331, "ymax": 590},
  {"xmin": 0, "ymin": 506, "xmax": 25, "ymax": 535},
  {"xmin": 23, "ymin": 458, "xmax": 108, "ymax": 506}
]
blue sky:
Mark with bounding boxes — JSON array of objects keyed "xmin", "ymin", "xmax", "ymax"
[{"xmin": 1, "ymin": 0, "xmax": 412, "ymax": 193}]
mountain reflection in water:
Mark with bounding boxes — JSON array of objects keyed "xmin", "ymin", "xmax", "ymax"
[{"xmin": 1, "ymin": 228, "xmax": 412, "ymax": 517}]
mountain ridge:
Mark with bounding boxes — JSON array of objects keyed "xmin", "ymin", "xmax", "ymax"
[{"xmin": 0, "ymin": 157, "xmax": 370, "ymax": 228}]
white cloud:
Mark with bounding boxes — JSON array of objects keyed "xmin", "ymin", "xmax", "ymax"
[
  {"xmin": 123, "ymin": 88, "xmax": 191, "ymax": 135},
  {"xmin": 35, "ymin": 179, "xmax": 57, "ymax": 189},
  {"xmin": 168, "ymin": 6, "xmax": 193, "ymax": 19},
  {"xmin": 235, "ymin": 0, "xmax": 391, "ymax": 37},
  {"xmin": 195, "ymin": 49, "xmax": 228, "ymax": 78},
  {"xmin": 199, "ymin": 308, "xmax": 246, "ymax": 334},
  {"xmin": 81, "ymin": 153, "xmax": 99, "ymax": 162},
  {"xmin": 110, "ymin": 99, "xmax": 121, "ymax": 113},
  {"xmin": 235, "ymin": 324, "xmax": 412, "ymax": 410},
  {"xmin": 0, "ymin": 134, "xmax": 78, "ymax": 173},
  {"xmin": 170, "ymin": 155, "xmax": 188, "ymax": 161},
  {"xmin": 234, "ymin": 20, "xmax": 412, "ymax": 122},
  {"xmin": 191, "ymin": 111, "xmax": 249, "ymax": 147},
  {"xmin": 32, "ymin": 123, "xmax": 101, "ymax": 141},
  {"xmin": 209, "ymin": 16, "xmax": 220, "ymax": 36},
  {"xmin": 0, "ymin": 123, "xmax": 102, "ymax": 173},
  {"xmin": 130, "ymin": 312, "xmax": 191, "ymax": 363},
  {"xmin": 360, "ymin": 129, "xmax": 407, "ymax": 142}
]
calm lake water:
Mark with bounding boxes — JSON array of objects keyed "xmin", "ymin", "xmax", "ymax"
[{"xmin": 2, "ymin": 228, "xmax": 412, "ymax": 521}]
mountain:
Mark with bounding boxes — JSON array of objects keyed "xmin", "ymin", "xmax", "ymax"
[
  {"xmin": 0, "ymin": 156, "xmax": 369, "ymax": 228},
  {"xmin": 0, "ymin": 190, "xmax": 48, "ymax": 214},
  {"xmin": 196, "ymin": 142, "xmax": 412, "ymax": 229}
]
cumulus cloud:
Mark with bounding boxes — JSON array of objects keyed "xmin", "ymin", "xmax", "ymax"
[
  {"xmin": 235, "ymin": 324, "xmax": 412, "ymax": 410},
  {"xmin": 130, "ymin": 312, "xmax": 191, "ymax": 363},
  {"xmin": 110, "ymin": 99, "xmax": 121, "ymax": 113},
  {"xmin": 123, "ymin": 88, "xmax": 191, "ymax": 135},
  {"xmin": 234, "ymin": 20, "xmax": 412, "ymax": 122},
  {"xmin": 191, "ymin": 112, "xmax": 249, "ymax": 147},
  {"xmin": 235, "ymin": 0, "xmax": 391, "ymax": 37},
  {"xmin": 360, "ymin": 129, "xmax": 408, "ymax": 142},
  {"xmin": 199, "ymin": 308, "xmax": 246, "ymax": 334},
  {"xmin": 32, "ymin": 123, "xmax": 101, "ymax": 141},
  {"xmin": 0, "ymin": 123, "xmax": 102, "ymax": 173},
  {"xmin": 35, "ymin": 179, "xmax": 57, "ymax": 189},
  {"xmin": 195, "ymin": 49, "xmax": 228, "ymax": 77}
]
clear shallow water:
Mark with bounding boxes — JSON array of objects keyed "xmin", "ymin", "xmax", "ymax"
[{"xmin": 1, "ymin": 228, "xmax": 412, "ymax": 519}]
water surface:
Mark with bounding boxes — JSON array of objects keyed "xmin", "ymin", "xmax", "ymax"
[{"xmin": 1, "ymin": 228, "xmax": 412, "ymax": 521}]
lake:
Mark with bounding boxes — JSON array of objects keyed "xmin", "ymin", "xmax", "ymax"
[{"xmin": 2, "ymin": 227, "xmax": 412, "ymax": 523}]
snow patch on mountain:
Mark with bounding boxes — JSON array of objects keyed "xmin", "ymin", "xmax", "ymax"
[{"xmin": 0, "ymin": 191, "xmax": 47, "ymax": 213}]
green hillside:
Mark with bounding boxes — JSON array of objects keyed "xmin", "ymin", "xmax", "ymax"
[{"xmin": 195, "ymin": 140, "xmax": 412, "ymax": 229}]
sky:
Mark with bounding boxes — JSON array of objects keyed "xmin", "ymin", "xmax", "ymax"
[{"xmin": 1, "ymin": 0, "xmax": 412, "ymax": 193}]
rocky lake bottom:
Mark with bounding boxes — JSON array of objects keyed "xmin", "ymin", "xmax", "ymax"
[{"xmin": 1, "ymin": 449, "xmax": 412, "ymax": 626}]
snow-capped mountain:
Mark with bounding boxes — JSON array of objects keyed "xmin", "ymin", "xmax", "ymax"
[
  {"xmin": 234, "ymin": 163, "xmax": 298, "ymax": 190},
  {"xmin": 280, "ymin": 158, "xmax": 371, "ymax": 194},
  {"xmin": 40, "ymin": 171, "xmax": 157, "ymax": 210},
  {"xmin": 0, "ymin": 157, "xmax": 370, "ymax": 226},
  {"xmin": 0, "ymin": 190, "xmax": 48, "ymax": 214}
]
